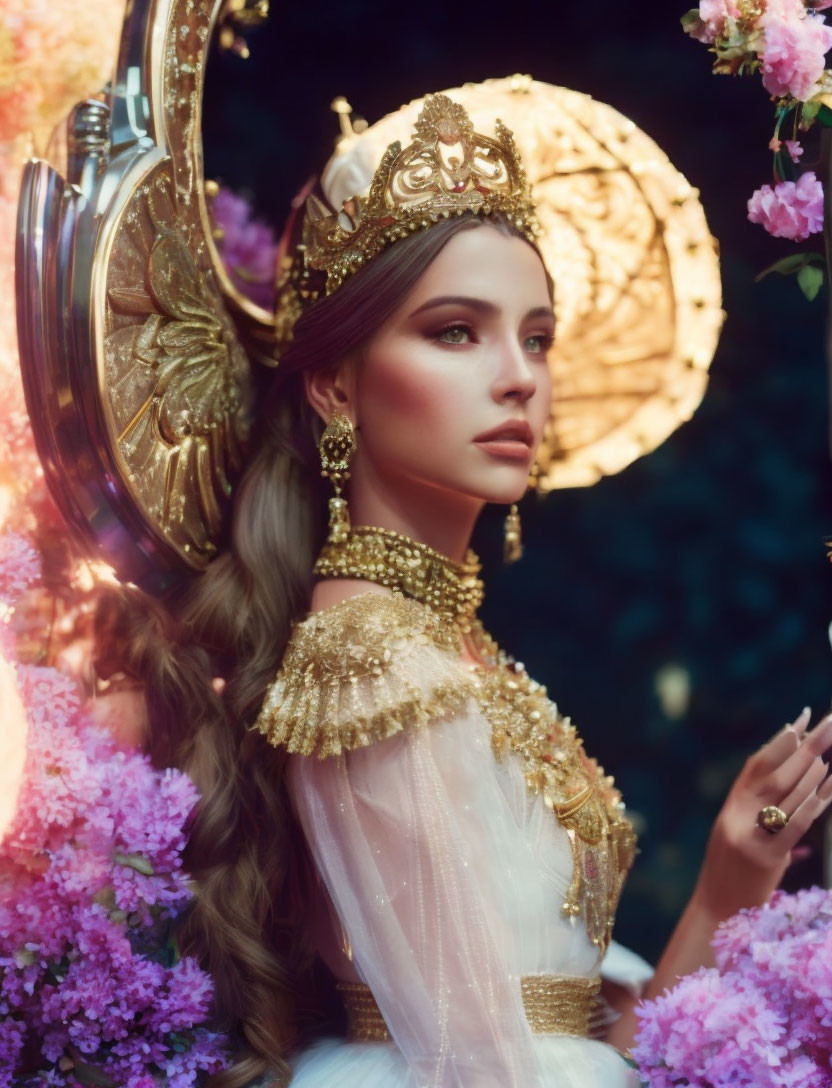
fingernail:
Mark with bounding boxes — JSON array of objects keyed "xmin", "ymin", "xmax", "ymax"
[{"xmin": 792, "ymin": 708, "xmax": 812, "ymax": 734}]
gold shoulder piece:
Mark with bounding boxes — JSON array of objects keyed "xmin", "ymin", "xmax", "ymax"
[{"xmin": 254, "ymin": 593, "xmax": 476, "ymax": 759}]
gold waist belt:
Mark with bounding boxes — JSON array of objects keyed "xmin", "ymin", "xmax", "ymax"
[{"xmin": 336, "ymin": 975, "xmax": 606, "ymax": 1042}]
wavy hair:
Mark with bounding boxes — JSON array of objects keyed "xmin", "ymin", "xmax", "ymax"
[{"xmin": 93, "ymin": 211, "xmax": 544, "ymax": 1086}]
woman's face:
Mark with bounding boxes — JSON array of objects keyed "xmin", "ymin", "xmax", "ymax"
[{"xmin": 348, "ymin": 224, "xmax": 555, "ymax": 510}]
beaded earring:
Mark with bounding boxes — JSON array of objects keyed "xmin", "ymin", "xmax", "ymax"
[
  {"xmin": 503, "ymin": 504, "xmax": 523, "ymax": 563},
  {"xmin": 319, "ymin": 411, "xmax": 357, "ymax": 544},
  {"xmin": 504, "ymin": 458, "xmax": 541, "ymax": 564}
]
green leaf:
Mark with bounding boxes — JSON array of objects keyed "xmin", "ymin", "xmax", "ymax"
[
  {"xmin": 113, "ymin": 851, "xmax": 154, "ymax": 875},
  {"xmin": 681, "ymin": 9, "xmax": 703, "ymax": 31},
  {"xmin": 798, "ymin": 264, "xmax": 824, "ymax": 300},
  {"xmin": 817, "ymin": 104, "xmax": 832, "ymax": 128},
  {"xmin": 754, "ymin": 252, "xmax": 825, "ymax": 282},
  {"xmin": 803, "ymin": 100, "xmax": 821, "ymax": 125}
]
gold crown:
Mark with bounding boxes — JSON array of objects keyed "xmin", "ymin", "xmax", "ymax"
[{"xmin": 274, "ymin": 93, "xmax": 540, "ymax": 352}]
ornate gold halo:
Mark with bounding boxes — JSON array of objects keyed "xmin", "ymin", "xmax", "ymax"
[{"xmin": 320, "ymin": 76, "xmax": 723, "ymax": 491}]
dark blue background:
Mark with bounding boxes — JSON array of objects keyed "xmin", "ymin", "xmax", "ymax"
[{"xmin": 202, "ymin": 4, "xmax": 832, "ymax": 963}]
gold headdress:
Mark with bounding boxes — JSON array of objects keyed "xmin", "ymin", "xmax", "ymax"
[{"xmin": 274, "ymin": 93, "xmax": 540, "ymax": 348}]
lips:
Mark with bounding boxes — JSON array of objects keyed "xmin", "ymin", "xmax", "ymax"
[{"xmin": 473, "ymin": 420, "xmax": 534, "ymax": 446}]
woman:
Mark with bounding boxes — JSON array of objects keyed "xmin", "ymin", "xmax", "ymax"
[{"xmin": 99, "ymin": 90, "xmax": 832, "ymax": 1087}]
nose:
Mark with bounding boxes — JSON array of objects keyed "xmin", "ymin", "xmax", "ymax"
[{"xmin": 490, "ymin": 335, "xmax": 538, "ymax": 405}]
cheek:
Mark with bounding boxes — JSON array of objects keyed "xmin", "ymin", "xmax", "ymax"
[
  {"xmin": 532, "ymin": 364, "xmax": 553, "ymax": 432},
  {"xmin": 359, "ymin": 350, "xmax": 464, "ymax": 441}
]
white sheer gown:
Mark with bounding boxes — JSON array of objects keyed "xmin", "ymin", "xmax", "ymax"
[{"xmin": 255, "ymin": 592, "xmax": 651, "ymax": 1087}]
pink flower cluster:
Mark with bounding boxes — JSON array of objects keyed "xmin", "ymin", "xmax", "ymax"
[
  {"xmin": 685, "ymin": 1, "xmax": 832, "ymax": 247},
  {"xmin": 0, "ymin": 532, "xmax": 40, "ymax": 611},
  {"xmin": 210, "ymin": 187, "xmax": 278, "ymax": 311},
  {"xmin": 760, "ymin": 4, "xmax": 832, "ymax": 100},
  {"xmin": 687, "ymin": 0, "xmax": 832, "ymax": 100},
  {"xmin": 634, "ymin": 886, "xmax": 832, "ymax": 1087},
  {"xmin": 0, "ymin": 663, "xmax": 230, "ymax": 1087},
  {"xmin": 689, "ymin": 0, "xmax": 742, "ymax": 44},
  {"xmin": 748, "ymin": 169, "xmax": 825, "ymax": 238}
]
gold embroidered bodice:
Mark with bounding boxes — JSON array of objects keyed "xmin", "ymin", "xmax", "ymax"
[{"xmin": 254, "ymin": 591, "xmax": 637, "ymax": 954}]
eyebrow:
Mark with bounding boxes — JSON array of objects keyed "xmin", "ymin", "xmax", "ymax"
[{"xmin": 409, "ymin": 295, "xmax": 555, "ymax": 324}]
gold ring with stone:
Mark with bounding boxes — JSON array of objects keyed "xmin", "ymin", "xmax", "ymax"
[{"xmin": 757, "ymin": 805, "xmax": 790, "ymax": 833}]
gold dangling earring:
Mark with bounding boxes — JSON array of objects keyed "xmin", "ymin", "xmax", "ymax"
[
  {"xmin": 503, "ymin": 503, "xmax": 523, "ymax": 564},
  {"xmin": 319, "ymin": 410, "xmax": 357, "ymax": 544},
  {"xmin": 504, "ymin": 458, "xmax": 540, "ymax": 563}
]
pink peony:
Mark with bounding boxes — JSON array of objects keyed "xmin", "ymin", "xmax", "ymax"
[
  {"xmin": 747, "ymin": 170, "xmax": 825, "ymax": 238},
  {"xmin": 689, "ymin": 0, "xmax": 742, "ymax": 43},
  {"xmin": 760, "ymin": 10, "xmax": 832, "ymax": 100}
]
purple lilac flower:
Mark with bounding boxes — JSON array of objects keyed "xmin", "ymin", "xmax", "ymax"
[
  {"xmin": 0, "ymin": 698, "xmax": 231, "ymax": 1085},
  {"xmin": 211, "ymin": 187, "xmax": 278, "ymax": 310},
  {"xmin": 635, "ymin": 888, "xmax": 832, "ymax": 1087}
]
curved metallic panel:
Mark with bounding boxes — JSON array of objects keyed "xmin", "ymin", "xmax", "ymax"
[{"xmin": 15, "ymin": 0, "xmax": 270, "ymax": 591}]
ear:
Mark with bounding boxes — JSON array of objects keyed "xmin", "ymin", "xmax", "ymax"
[{"xmin": 304, "ymin": 360, "xmax": 356, "ymax": 425}]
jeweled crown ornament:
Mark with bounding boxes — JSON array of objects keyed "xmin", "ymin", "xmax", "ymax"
[{"xmin": 274, "ymin": 93, "xmax": 540, "ymax": 352}]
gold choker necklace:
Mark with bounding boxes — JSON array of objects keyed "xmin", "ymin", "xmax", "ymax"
[{"xmin": 313, "ymin": 526, "xmax": 484, "ymax": 631}]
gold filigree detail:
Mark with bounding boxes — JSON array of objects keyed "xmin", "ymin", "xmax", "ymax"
[
  {"xmin": 105, "ymin": 172, "xmax": 251, "ymax": 563},
  {"xmin": 253, "ymin": 593, "xmax": 476, "ymax": 759},
  {"xmin": 470, "ymin": 628, "xmax": 637, "ymax": 952},
  {"xmin": 313, "ymin": 526, "xmax": 484, "ymax": 632},
  {"xmin": 308, "ymin": 93, "xmax": 538, "ymax": 294},
  {"xmin": 338, "ymin": 975, "xmax": 605, "ymax": 1041}
]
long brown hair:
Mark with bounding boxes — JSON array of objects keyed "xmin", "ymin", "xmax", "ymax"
[{"xmin": 94, "ymin": 212, "xmax": 544, "ymax": 1086}]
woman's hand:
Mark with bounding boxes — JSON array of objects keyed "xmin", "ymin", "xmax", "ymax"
[{"xmin": 693, "ymin": 707, "xmax": 832, "ymax": 921}]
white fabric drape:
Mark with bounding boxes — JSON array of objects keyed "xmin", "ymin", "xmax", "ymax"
[{"xmin": 286, "ymin": 701, "xmax": 643, "ymax": 1087}]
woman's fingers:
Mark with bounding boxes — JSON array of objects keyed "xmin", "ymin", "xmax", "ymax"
[
  {"xmin": 752, "ymin": 712, "xmax": 807, "ymax": 773},
  {"xmin": 759, "ymin": 712, "xmax": 832, "ymax": 796},
  {"xmin": 778, "ymin": 754, "xmax": 828, "ymax": 817},
  {"xmin": 762, "ymin": 771, "xmax": 832, "ymax": 852},
  {"xmin": 792, "ymin": 707, "xmax": 812, "ymax": 740}
]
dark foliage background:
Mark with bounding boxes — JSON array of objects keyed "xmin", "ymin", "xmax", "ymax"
[{"xmin": 203, "ymin": 4, "xmax": 832, "ymax": 964}]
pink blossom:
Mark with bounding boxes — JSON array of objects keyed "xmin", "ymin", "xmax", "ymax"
[
  {"xmin": 766, "ymin": 0, "xmax": 808, "ymax": 17},
  {"xmin": 689, "ymin": 0, "xmax": 742, "ymax": 43},
  {"xmin": 747, "ymin": 170, "xmax": 825, "ymax": 239},
  {"xmin": 771, "ymin": 135, "xmax": 806, "ymax": 160},
  {"xmin": 760, "ymin": 11, "xmax": 832, "ymax": 100},
  {"xmin": 636, "ymin": 888, "xmax": 832, "ymax": 1087},
  {"xmin": 0, "ymin": 532, "xmax": 40, "ymax": 604}
]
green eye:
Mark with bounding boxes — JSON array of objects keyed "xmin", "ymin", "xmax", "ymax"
[
  {"xmin": 438, "ymin": 324, "xmax": 471, "ymax": 344},
  {"xmin": 526, "ymin": 334, "xmax": 553, "ymax": 354}
]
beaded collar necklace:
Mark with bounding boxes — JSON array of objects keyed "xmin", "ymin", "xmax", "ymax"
[{"xmin": 313, "ymin": 525, "xmax": 484, "ymax": 632}]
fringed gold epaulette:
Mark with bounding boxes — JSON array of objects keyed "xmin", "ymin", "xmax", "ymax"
[{"xmin": 254, "ymin": 592, "xmax": 477, "ymax": 759}]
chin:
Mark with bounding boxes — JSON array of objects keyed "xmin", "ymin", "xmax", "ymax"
[{"xmin": 464, "ymin": 478, "xmax": 531, "ymax": 507}]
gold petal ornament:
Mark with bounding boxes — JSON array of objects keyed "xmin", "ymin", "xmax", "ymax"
[
  {"xmin": 15, "ymin": 0, "xmax": 274, "ymax": 591},
  {"xmin": 312, "ymin": 76, "xmax": 724, "ymax": 491}
]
